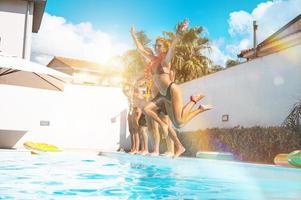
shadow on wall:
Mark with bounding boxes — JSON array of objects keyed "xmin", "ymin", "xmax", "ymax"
[
  {"xmin": 0, "ymin": 129, "xmax": 27, "ymax": 149},
  {"xmin": 118, "ymin": 109, "xmax": 128, "ymax": 151}
]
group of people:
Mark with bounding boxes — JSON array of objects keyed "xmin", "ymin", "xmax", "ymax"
[{"xmin": 127, "ymin": 20, "xmax": 213, "ymax": 157}]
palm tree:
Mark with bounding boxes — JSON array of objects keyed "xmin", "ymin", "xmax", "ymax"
[
  {"xmin": 163, "ymin": 23, "xmax": 212, "ymax": 83},
  {"xmin": 226, "ymin": 59, "xmax": 241, "ymax": 68},
  {"xmin": 210, "ymin": 65, "xmax": 224, "ymax": 73}
]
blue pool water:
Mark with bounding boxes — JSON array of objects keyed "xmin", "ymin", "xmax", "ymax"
[{"xmin": 0, "ymin": 150, "xmax": 301, "ymax": 200}]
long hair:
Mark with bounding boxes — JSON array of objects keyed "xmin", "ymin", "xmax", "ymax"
[{"xmin": 155, "ymin": 37, "xmax": 170, "ymax": 52}]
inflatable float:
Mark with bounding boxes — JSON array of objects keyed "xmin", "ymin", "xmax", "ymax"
[
  {"xmin": 288, "ymin": 150, "xmax": 301, "ymax": 168},
  {"xmin": 23, "ymin": 141, "xmax": 62, "ymax": 154},
  {"xmin": 273, "ymin": 154, "xmax": 290, "ymax": 167},
  {"xmin": 274, "ymin": 150, "xmax": 301, "ymax": 168},
  {"xmin": 196, "ymin": 151, "xmax": 234, "ymax": 161}
]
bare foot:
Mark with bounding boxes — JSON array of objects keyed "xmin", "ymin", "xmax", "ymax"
[
  {"xmin": 148, "ymin": 152, "xmax": 159, "ymax": 156},
  {"xmin": 199, "ymin": 104, "xmax": 213, "ymax": 112},
  {"xmin": 174, "ymin": 145, "xmax": 185, "ymax": 158},
  {"xmin": 129, "ymin": 150, "xmax": 138, "ymax": 155},
  {"xmin": 139, "ymin": 150, "xmax": 149, "ymax": 156},
  {"xmin": 160, "ymin": 152, "xmax": 174, "ymax": 157},
  {"xmin": 190, "ymin": 94, "xmax": 205, "ymax": 103}
]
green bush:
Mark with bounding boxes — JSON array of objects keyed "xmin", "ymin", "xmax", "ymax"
[{"xmin": 177, "ymin": 127, "xmax": 301, "ymax": 164}]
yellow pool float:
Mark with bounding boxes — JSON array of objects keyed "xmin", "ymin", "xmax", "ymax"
[
  {"xmin": 274, "ymin": 150, "xmax": 301, "ymax": 168},
  {"xmin": 274, "ymin": 154, "xmax": 290, "ymax": 167},
  {"xmin": 23, "ymin": 141, "xmax": 62, "ymax": 152}
]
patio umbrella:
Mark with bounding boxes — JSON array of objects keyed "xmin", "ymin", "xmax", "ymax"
[{"xmin": 0, "ymin": 55, "xmax": 71, "ymax": 91}]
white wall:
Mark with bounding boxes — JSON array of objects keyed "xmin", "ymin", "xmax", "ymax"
[
  {"xmin": 0, "ymin": 0, "xmax": 33, "ymax": 58},
  {"xmin": 180, "ymin": 44, "xmax": 301, "ymax": 131},
  {"xmin": 0, "ymin": 84, "xmax": 129, "ymax": 151}
]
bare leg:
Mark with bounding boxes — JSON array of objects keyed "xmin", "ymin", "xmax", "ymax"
[
  {"xmin": 134, "ymin": 132, "xmax": 140, "ymax": 153},
  {"xmin": 181, "ymin": 94, "xmax": 205, "ymax": 118},
  {"xmin": 149, "ymin": 120, "xmax": 160, "ymax": 156},
  {"xmin": 139, "ymin": 126, "xmax": 149, "ymax": 155},
  {"xmin": 166, "ymin": 121, "xmax": 185, "ymax": 157},
  {"xmin": 169, "ymin": 84, "xmax": 185, "ymax": 126},
  {"xmin": 145, "ymin": 116, "xmax": 160, "ymax": 156},
  {"xmin": 128, "ymin": 113, "xmax": 135, "ymax": 153},
  {"xmin": 160, "ymin": 115, "xmax": 174, "ymax": 157},
  {"xmin": 130, "ymin": 109, "xmax": 141, "ymax": 154},
  {"xmin": 182, "ymin": 104, "xmax": 213, "ymax": 124},
  {"xmin": 163, "ymin": 136, "xmax": 174, "ymax": 157},
  {"xmin": 144, "ymin": 101, "xmax": 169, "ymax": 137},
  {"xmin": 170, "ymin": 84, "xmax": 212, "ymax": 128}
]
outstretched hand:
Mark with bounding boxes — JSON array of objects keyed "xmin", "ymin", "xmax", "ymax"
[
  {"xmin": 130, "ymin": 25, "xmax": 135, "ymax": 35},
  {"xmin": 176, "ymin": 19, "xmax": 189, "ymax": 36},
  {"xmin": 180, "ymin": 19, "xmax": 189, "ymax": 31}
]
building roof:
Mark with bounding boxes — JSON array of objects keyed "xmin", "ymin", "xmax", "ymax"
[
  {"xmin": 47, "ymin": 56, "xmax": 121, "ymax": 75},
  {"xmin": 238, "ymin": 14, "xmax": 301, "ymax": 59},
  {"xmin": 26, "ymin": 0, "xmax": 47, "ymax": 33},
  {"xmin": 47, "ymin": 56, "xmax": 123, "ymax": 86}
]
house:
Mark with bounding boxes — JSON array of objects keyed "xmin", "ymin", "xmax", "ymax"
[
  {"xmin": 47, "ymin": 56, "xmax": 123, "ymax": 87},
  {"xmin": 0, "ymin": 0, "xmax": 46, "ymax": 59},
  {"xmin": 238, "ymin": 14, "xmax": 301, "ymax": 60}
]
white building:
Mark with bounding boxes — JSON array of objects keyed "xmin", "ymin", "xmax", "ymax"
[
  {"xmin": 0, "ymin": 0, "xmax": 46, "ymax": 59},
  {"xmin": 0, "ymin": 0, "xmax": 129, "ymax": 151}
]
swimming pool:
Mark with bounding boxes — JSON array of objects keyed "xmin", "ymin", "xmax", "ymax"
[{"xmin": 0, "ymin": 150, "xmax": 300, "ymax": 199}]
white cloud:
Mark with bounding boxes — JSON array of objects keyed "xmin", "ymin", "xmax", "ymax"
[
  {"xmin": 210, "ymin": 0, "xmax": 301, "ymax": 66},
  {"xmin": 31, "ymin": 13, "xmax": 130, "ymax": 65},
  {"xmin": 208, "ymin": 45, "xmax": 231, "ymax": 67},
  {"xmin": 228, "ymin": 10, "xmax": 253, "ymax": 37},
  {"xmin": 226, "ymin": 39, "xmax": 251, "ymax": 56},
  {"xmin": 204, "ymin": 39, "xmax": 231, "ymax": 67},
  {"xmin": 227, "ymin": 0, "xmax": 301, "ymax": 49}
]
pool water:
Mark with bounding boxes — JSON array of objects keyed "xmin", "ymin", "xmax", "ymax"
[{"xmin": 0, "ymin": 150, "xmax": 301, "ymax": 200}]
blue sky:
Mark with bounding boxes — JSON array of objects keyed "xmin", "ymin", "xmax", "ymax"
[
  {"xmin": 45, "ymin": 0, "xmax": 264, "ymax": 44},
  {"xmin": 32, "ymin": 0, "xmax": 301, "ymax": 66}
]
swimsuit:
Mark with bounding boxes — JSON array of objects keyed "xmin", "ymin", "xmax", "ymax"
[
  {"xmin": 163, "ymin": 82, "xmax": 175, "ymax": 102},
  {"xmin": 150, "ymin": 94, "xmax": 167, "ymax": 116},
  {"xmin": 149, "ymin": 54, "xmax": 174, "ymax": 102},
  {"xmin": 150, "ymin": 54, "xmax": 169, "ymax": 75},
  {"xmin": 138, "ymin": 113, "xmax": 147, "ymax": 127}
]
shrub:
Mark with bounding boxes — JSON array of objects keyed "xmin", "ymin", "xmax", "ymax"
[{"xmin": 177, "ymin": 127, "xmax": 301, "ymax": 164}]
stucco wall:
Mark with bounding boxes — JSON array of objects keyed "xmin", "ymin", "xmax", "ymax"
[
  {"xmin": 0, "ymin": 0, "xmax": 33, "ymax": 58},
  {"xmin": 0, "ymin": 84, "xmax": 129, "ymax": 151},
  {"xmin": 180, "ymin": 44, "xmax": 301, "ymax": 132}
]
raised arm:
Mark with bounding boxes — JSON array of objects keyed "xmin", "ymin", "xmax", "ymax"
[
  {"xmin": 130, "ymin": 26, "xmax": 154, "ymax": 61},
  {"xmin": 161, "ymin": 36, "xmax": 179, "ymax": 68}
]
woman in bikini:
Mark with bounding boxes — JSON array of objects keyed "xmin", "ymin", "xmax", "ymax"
[{"xmin": 130, "ymin": 20, "xmax": 212, "ymax": 136}]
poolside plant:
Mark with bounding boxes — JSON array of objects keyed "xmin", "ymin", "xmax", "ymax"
[{"xmin": 173, "ymin": 127, "xmax": 301, "ymax": 164}]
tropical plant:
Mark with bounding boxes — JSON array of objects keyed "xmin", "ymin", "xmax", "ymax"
[
  {"xmin": 163, "ymin": 23, "xmax": 212, "ymax": 83},
  {"xmin": 283, "ymin": 100, "xmax": 301, "ymax": 131},
  {"xmin": 209, "ymin": 65, "xmax": 224, "ymax": 73},
  {"xmin": 226, "ymin": 59, "xmax": 241, "ymax": 68}
]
